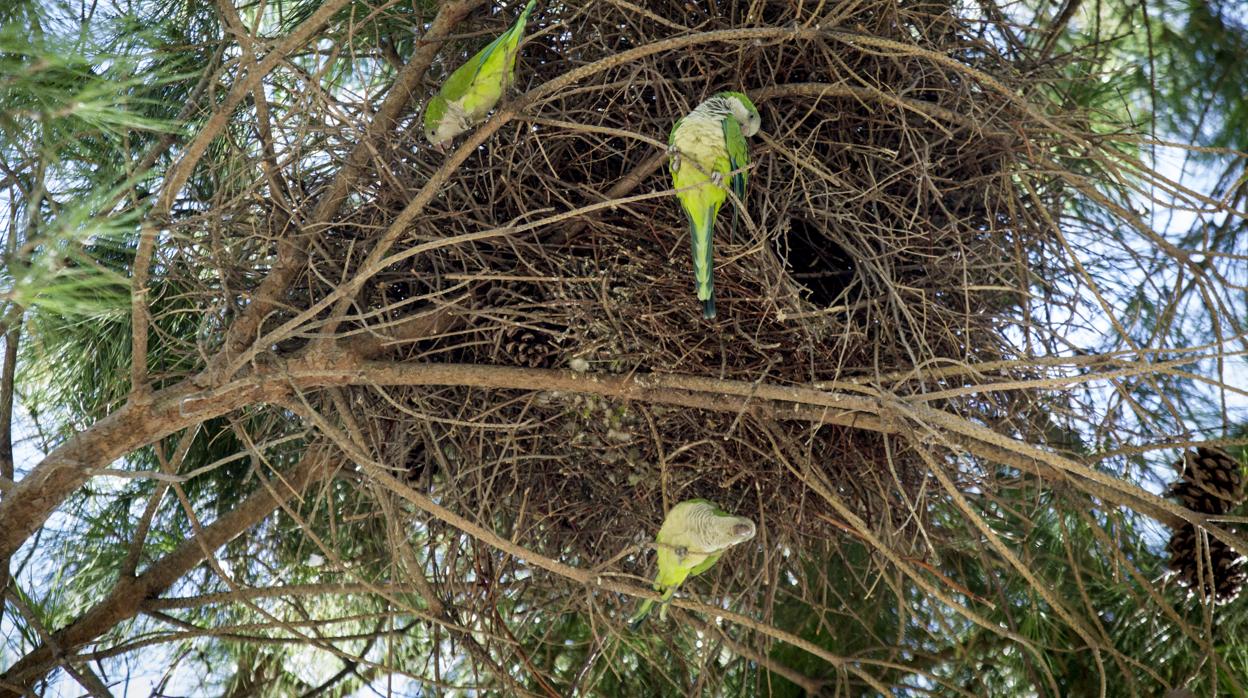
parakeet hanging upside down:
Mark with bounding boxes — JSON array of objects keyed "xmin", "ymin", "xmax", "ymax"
[
  {"xmin": 628, "ymin": 499, "xmax": 756, "ymax": 629},
  {"xmin": 668, "ymin": 91, "xmax": 761, "ymax": 319},
  {"xmin": 423, "ymin": 0, "xmax": 537, "ymax": 148}
]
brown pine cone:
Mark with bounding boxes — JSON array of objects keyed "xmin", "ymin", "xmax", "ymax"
[
  {"xmin": 501, "ymin": 325, "xmax": 565, "ymax": 369},
  {"xmin": 1168, "ymin": 480, "xmax": 1233, "ymax": 516},
  {"xmin": 1166, "ymin": 525, "xmax": 1195, "ymax": 560},
  {"xmin": 1177, "ymin": 447, "xmax": 1245, "ymax": 505},
  {"xmin": 1167, "ymin": 524, "xmax": 1246, "ymax": 603}
]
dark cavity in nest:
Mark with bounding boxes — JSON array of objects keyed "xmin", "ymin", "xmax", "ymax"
[{"xmin": 775, "ymin": 216, "xmax": 857, "ymax": 306}]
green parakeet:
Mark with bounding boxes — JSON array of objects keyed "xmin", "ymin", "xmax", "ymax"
[
  {"xmin": 668, "ymin": 91, "xmax": 761, "ymax": 319},
  {"xmin": 423, "ymin": 0, "xmax": 537, "ymax": 148},
  {"xmin": 628, "ymin": 498, "xmax": 756, "ymax": 629}
]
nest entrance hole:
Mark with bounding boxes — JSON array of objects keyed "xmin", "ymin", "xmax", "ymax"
[{"xmin": 775, "ymin": 217, "xmax": 857, "ymax": 306}]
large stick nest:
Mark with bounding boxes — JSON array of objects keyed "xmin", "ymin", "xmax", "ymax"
[
  {"xmin": 156, "ymin": 0, "xmax": 1176, "ymax": 692},
  {"xmin": 332, "ymin": 2, "xmax": 1051, "ymax": 515}
]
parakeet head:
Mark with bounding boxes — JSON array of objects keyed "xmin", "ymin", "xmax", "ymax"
[
  {"xmin": 423, "ymin": 95, "xmax": 448, "ymax": 143},
  {"xmin": 714, "ymin": 91, "xmax": 761, "ymax": 137},
  {"xmin": 423, "ymin": 95, "xmax": 468, "ymax": 147},
  {"xmin": 720, "ymin": 516, "xmax": 757, "ymax": 546},
  {"xmin": 670, "ymin": 499, "xmax": 757, "ymax": 551}
]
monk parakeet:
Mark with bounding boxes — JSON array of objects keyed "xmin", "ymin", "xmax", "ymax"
[
  {"xmin": 668, "ymin": 91, "xmax": 761, "ymax": 319},
  {"xmin": 423, "ymin": 0, "xmax": 537, "ymax": 148},
  {"xmin": 628, "ymin": 499, "xmax": 756, "ymax": 629}
]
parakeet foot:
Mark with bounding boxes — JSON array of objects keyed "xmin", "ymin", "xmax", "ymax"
[
  {"xmin": 667, "ymin": 145, "xmax": 682, "ymax": 172},
  {"xmin": 710, "ymin": 172, "xmax": 725, "ymax": 187}
]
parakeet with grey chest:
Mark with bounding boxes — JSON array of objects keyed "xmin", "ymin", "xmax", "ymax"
[
  {"xmin": 628, "ymin": 498, "xmax": 756, "ymax": 629},
  {"xmin": 668, "ymin": 92, "xmax": 761, "ymax": 319},
  {"xmin": 423, "ymin": 0, "xmax": 537, "ymax": 149}
]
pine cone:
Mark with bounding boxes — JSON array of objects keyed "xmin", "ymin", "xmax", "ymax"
[
  {"xmin": 1178, "ymin": 447, "xmax": 1245, "ymax": 503},
  {"xmin": 501, "ymin": 325, "xmax": 564, "ymax": 369},
  {"xmin": 1167, "ymin": 524, "xmax": 1246, "ymax": 603},
  {"xmin": 1168, "ymin": 479, "xmax": 1233, "ymax": 516},
  {"xmin": 1218, "ymin": 568, "xmax": 1246, "ymax": 602},
  {"xmin": 1169, "ymin": 447, "xmax": 1245, "ymax": 514},
  {"xmin": 1166, "ymin": 525, "xmax": 1195, "ymax": 560}
]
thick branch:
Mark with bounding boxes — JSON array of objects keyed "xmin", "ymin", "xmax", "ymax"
[
  {"xmin": 0, "ymin": 377, "xmax": 288, "ymax": 561},
  {"xmin": 7, "ymin": 352, "xmax": 1220, "ymax": 567},
  {"xmin": 0, "ymin": 315, "xmax": 18, "ymax": 597}
]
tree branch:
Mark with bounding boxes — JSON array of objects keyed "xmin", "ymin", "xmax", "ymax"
[
  {"xmin": 0, "ymin": 313, "xmax": 19, "ymax": 599},
  {"xmin": 214, "ymin": 0, "xmax": 487, "ymax": 371},
  {"xmin": 9, "ymin": 349, "xmax": 1232, "ymax": 569}
]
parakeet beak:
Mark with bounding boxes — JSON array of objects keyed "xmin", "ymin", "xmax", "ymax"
[
  {"xmin": 733, "ymin": 522, "xmax": 756, "ymax": 540},
  {"xmin": 432, "ymin": 142, "xmax": 448, "ymax": 155}
]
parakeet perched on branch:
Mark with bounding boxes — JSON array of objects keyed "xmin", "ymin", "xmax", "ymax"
[
  {"xmin": 668, "ymin": 91, "xmax": 761, "ymax": 319},
  {"xmin": 628, "ymin": 499, "xmax": 756, "ymax": 629},
  {"xmin": 423, "ymin": 0, "xmax": 537, "ymax": 148}
]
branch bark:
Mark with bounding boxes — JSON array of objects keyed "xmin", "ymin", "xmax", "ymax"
[
  {"xmin": 0, "ymin": 374, "xmax": 288, "ymax": 562},
  {"xmin": 0, "ymin": 314, "xmax": 19, "ymax": 598},
  {"xmin": 8, "ymin": 350, "xmax": 1233, "ymax": 568}
]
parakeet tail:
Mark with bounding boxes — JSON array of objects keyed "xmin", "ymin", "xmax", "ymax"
[
  {"xmin": 628, "ymin": 599, "xmax": 655, "ymax": 631},
  {"xmin": 688, "ymin": 207, "xmax": 717, "ymax": 320}
]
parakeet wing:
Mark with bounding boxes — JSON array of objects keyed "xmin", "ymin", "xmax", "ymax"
[
  {"xmin": 687, "ymin": 550, "xmax": 723, "ymax": 578},
  {"xmin": 654, "ymin": 542, "xmax": 693, "ymax": 589},
  {"xmin": 440, "ymin": 28, "xmax": 508, "ymax": 100},
  {"xmin": 439, "ymin": 1, "xmax": 533, "ymax": 107},
  {"xmin": 723, "ymin": 116, "xmax": 749, "ymax": 201},
  {"xmin": 668, "ymin": 116, "xmax": 684, "ymax": 147}
]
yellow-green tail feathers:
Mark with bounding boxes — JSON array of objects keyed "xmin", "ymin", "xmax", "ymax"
[
  {"xmin": 627, "ymin": 598, "xmax": 655, "ymax": 630},
  {"xmin": 686, "ymin": 205, "xmax": 718, "ymax": 320},
  {"xmin": 628, "ymin": 587, "xmax": 674, "ymax": 630}
]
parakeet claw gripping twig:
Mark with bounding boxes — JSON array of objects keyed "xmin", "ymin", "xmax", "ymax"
[{"xmin": 666, "ymin": 143, "xmax": 682, "ymax": 172}]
